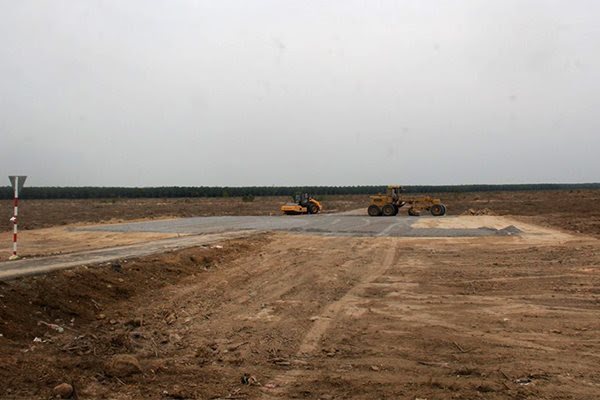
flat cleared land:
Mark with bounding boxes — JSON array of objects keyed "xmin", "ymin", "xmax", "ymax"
[
  {"xmin": 2, "ymin": 189, "xmax": 600, "ymax": 237},
  {"xmin": 0, "ymin": 191, "xmax": 599, "ymax": 399},
  {"xmin": 2, "ymin": 190, "xmax": 599, "ymax": 258},
  {"xmin": 0, "ymin": 196, "xmax": 367, "ymax": 231}
]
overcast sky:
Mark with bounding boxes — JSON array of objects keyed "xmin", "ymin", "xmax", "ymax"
[{"xmin": 1, "ymin": 1, "xmax": 599, "ymax": 187}]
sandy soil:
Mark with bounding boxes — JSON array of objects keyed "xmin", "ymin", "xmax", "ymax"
[
  {"xmin": 1, "ymin": 193, "xmax": 586, "ymax": 258},
  {"xmin": 1, "ymin": 191, "xmax": 599, "ymax": 399},
  {"xmin": 433, "ymin": 189, "xmax": 600, "ymax": 239},
  {"xmin": 0, "ymin": 226, "xmax": 179, "ymax": 258},
  {"xmin": 0, "ymin": 214, "xmax": 569, "ymax": 259},
  {"xmin": 0, "ymin": 196, "xmax": 362, "ymax": 257},
  {"xmin": 2, "ymin": 189, "xmax": 600, "ymax": 238},
  {"xmin": 410, "ymin": 215, "xmax": 575, "ymax": 243},
  {"xmin": 1, "ymin": 224, "xmax": 599, "ymax": 399},
  {"xmin": 0, "ymin": 196, "xmax": 366, "ymax": 232}
]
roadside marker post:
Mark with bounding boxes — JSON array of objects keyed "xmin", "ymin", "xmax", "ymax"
[{"xmin": 8, "ymin": 176, "xmax": 27, "ymax": 260}]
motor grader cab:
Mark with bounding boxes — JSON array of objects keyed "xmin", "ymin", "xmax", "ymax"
[
  {"xmin": 281, "ymin": 193, "xmax": 323, "ymax": 215},
  {"xmin": 368, "ymin": 185, "xmax": 446, "ymax": 217}
]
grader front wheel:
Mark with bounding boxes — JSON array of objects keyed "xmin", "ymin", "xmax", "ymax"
[{"xmin": 430, "ymin": 204, "xmax": 446, "ymax": 217}]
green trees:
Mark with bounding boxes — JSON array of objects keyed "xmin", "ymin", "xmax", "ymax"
[{"xmin": 0, "ymin": 183, "xmax": 598, "ymax": 200}]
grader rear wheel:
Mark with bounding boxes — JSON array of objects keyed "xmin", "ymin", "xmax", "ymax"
[
  {"xmin": 368, "ymin": 205, "xmax": 382, "ymax": 217},
  {"xmin": 382, "ymin": 204, "xmax": 396, "ymax": 216}
]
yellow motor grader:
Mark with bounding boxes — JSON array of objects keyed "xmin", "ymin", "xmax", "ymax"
[
  {"xmin": 281, "ymin": 193, "xmax": 323, "ymax": 215},
  {"xmin": 368, "ymin": 185, "xmax": 446, "ymax": 217}
]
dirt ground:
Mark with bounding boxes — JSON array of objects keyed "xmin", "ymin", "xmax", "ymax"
[
  {"xmin": 3, "ymin": 189, "xmax": 600, "ymax": 238},
  {"xmin": 0, "ymin": 227, "xmax": 180, "ymax": 258},
  {"xmin": 0, "ymin": 196, "xmax": 364, "ymax": 232},
  {"xmin": 1, "ymin": 225, "xmax": 599, "ymax": 399},
  {"xmin": 1, "ymin": 191, "xmax": 599, "ymax": 399},
  {"xmin": 432, "ymin": 189, "xmax": 600, "ymax": 239},
  {"xmin": 3, "ymin": 190, "xmax": 600, "ymax": 259},
  {"xmin": 0, "ymin": 196, "xmax": 364, "ymax": 257}
]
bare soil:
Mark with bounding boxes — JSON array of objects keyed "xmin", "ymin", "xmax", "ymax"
[
  {"xmin": 1, "ymin": 227, "xmax": 599, "ymax": 399},
  {"xmin": 2, "ymin": 189, "xmax": 600, "ymax": 238},
  {"xmin": 1, "ymin": 191, "xmax": 599, "ymax": 399},
  {"xmin": 430, "ymin": 189, "xmax": 600, "ymax": 238},
  {"xmin": 0, "ymin": 196, "xmax": 365, "ymax": 257},
  {"xmin": 0, "ymin": 196, "xmax": 364, "ymax": 232},
  {"xmin": 0, "ymin": 227, "xmax": 179, "ymax": 258}
]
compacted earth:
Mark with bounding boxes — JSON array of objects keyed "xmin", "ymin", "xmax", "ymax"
[
  {"xmin": 0, "ymin": 190, "xmax": 599, "ymax": 399},
  {"xmin": 2, "ymin": 189, "xmax": 600, "ymax": 237}
]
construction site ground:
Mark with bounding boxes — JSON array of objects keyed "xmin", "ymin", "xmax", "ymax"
[
  {"xmin": 3, "ymin": 189, "xmax": 600, "ymax": 238},
  {"xmin": 1, "ymin": 190, "xmax": 599, "ymax": 399}
]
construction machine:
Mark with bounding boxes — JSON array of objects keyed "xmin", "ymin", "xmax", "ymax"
[
  {"xmin": 281, "ymin": 193, "xmax": 323, "ymax": 215},
  {"xmin": 368, "ymin": 185, "xmax": 446, "ymax": 217}
]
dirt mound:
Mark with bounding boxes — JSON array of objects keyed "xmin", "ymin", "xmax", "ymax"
[
  {"xmin": 0, "ymin": 235, "xmax": 269, "ymax": 399},
  {"xmin": 496, "ymin": 225, "xmax": 523, "ymax": 236}
]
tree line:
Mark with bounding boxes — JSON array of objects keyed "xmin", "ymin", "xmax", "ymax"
[{"xmin": 0, "ymin": 183, "xmax": 599, "ymax": 200}]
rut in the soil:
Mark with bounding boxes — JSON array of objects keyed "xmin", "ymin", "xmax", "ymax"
[{"xmin": 260, "ymin": 240, "xmax": 398, "ymax": 399}]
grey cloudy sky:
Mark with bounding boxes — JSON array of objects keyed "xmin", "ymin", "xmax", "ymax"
[{"xmin": 1, "ymin": 1, "xmax": 599, "ymax": 186}]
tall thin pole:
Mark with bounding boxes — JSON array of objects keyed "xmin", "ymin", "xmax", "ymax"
[{"xmin": 11, "ymin": 176, "xmax": 19, "ymax": 259}]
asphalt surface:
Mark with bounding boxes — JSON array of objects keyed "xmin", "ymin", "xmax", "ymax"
[
  {"xmin": 78, "ymin": 214, "xmax": 519, "ymax": 238},
  {"xmin": 0, "ymin": 231, "xmax": 250, "ymax": 281},
  {"xmin": 1, "ymin": 215, "xmax": 521, "ymax": 280}
]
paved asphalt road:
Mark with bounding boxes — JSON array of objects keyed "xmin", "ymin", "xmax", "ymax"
[
  {"xmin": 1, "ymin": 215, "xmax": 519, "ymax": 280},
  {"xmin": 78, "ymin": 215, "xmax": 518, "ymax": 238},
  {"xmin": 0, "ymin": 231, "xmax": 250, "ymax": 281}
]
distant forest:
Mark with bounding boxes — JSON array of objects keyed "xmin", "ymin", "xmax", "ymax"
[{"xmin": 0, "ymin": 183, "xmax": 599, "ymax": 200}]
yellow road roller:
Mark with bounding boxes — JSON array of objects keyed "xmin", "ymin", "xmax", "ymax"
[{"xmin": 281, "ymin": 193, "xmax": 323, "ymax": 215}]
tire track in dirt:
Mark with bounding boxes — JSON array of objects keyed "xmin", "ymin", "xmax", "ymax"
[{"xmin": 260, "ymin": 239, "xmax": 398, "ymax": 399}]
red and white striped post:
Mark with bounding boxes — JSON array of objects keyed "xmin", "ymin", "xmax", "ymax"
[
  {"xmin": 11, "ymin": 182, "xmax": 19, "ymax": 258},
  {"xmin": 8, "ymin": 176, "xmax": 26, "ymax": 260}
]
